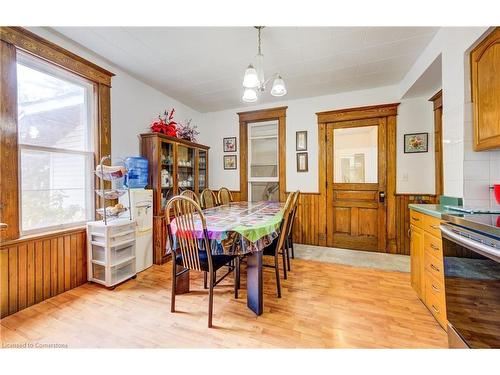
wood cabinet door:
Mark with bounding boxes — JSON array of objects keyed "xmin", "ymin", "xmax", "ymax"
[
  {"xmin": 410, "ymin": 224, "xmax": 424, "ymax": 299},
  {"xmin": 326, "ymin": 117, "xmax": 387, "ymax": 251},
  {"xmin": 472, "ymin": 27, "xmax": 500, "ymax": 151}
]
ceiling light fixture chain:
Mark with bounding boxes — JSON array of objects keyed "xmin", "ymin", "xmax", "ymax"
[{"xmin": 242, "ymin": 26, "xmax": 287, "ymax": 103}]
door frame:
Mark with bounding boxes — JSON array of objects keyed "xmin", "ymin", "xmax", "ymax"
[
  {"xmin": 317, "ymin": 103, "xmax": 399, "ymax": 252},
  {"xmin": 238, "ymin": 106, "xmax": 287, "ymax": 202}
]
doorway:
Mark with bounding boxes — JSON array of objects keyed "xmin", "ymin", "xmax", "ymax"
[{"xmin": 318, "ymin": 103, "xmax": 399, "ymax": 253}]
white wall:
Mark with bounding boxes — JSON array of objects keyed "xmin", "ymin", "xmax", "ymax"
[
  {"xmin": 27, "ymin": 27, "xmax": 202, "ymax": 160},
  {"xmin": 400, "ymin": 27, "xmax": 491, "ymax": 199},
  {"xmin": 396, "ymin": 96, "xmax": 435, "ymax": 194},
  {"xmin": 200, "ymin": 85, "xmax": 401, "ymax": 193},
  {"xmin": 200, "ymin": 85, "xmax": 440, "ymax": 195}
]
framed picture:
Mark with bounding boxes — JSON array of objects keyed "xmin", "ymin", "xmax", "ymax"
[
  {"xmin": 404, "ymin": 133, "xmax": 428, "ymax": 153},
  {"xmin": 223, "ymin": 155, "xmax": 237, "ymax": 170},
  {"xmin": 296, "ymin": 131, "xmax": 308, "ymax": 151},
  {"xmin": 296, "ymin": 152, "xmax": 308, "ymax": 172},
  {"xmin": 223, "ymin": 137, "xmax": 237, "ymax": 152}
]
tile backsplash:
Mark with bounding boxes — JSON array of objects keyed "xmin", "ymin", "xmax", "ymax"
[{"xmin": 463, "ymin": 101, "xmax": 500, "ymax": 208}]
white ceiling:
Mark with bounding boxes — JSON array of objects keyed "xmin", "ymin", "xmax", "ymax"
[{"xmin": 52, "ymin": 27, "xmax": 439, "ymax": 112}]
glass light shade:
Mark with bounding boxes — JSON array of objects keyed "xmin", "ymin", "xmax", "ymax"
[
  {"xmin": 271, "ymin": 75, "xmax": 287, "ymax": 97},
  {"xmin": 242, "ymin": 64, "xmax": 259, "ymax": 88},
  {"xmin": 242, "ymin": 88, "xmax": 258, "ymax": 103}
]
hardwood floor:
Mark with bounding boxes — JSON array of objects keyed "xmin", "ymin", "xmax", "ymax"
[{"xmin": 0, "ymin": 258, "xmax": 448, "ymax": 348}]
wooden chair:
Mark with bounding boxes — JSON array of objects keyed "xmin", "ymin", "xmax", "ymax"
[
  {"xmin": 261, "ymin": 192, "xmax": 295, "ymax": 297},
  {"xmin": 180, "ymin": 189, "xmax": 200, "ymax": 205},
  {"xmin": 165, "ymin": 195, "xmax": 238, "ymax": 328},
  {"xmin": 217, "ymin": 187, "xmax": 233, "ymax": 205},
  {"xmin": 200, "ymin": 188, "xmax": 218, "ymax": 209},
  {"xmin": 285, "ymin": 191, "xmax": 300, "ymax": 270}
]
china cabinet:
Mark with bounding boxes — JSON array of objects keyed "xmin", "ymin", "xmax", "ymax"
[{"xmin": 140, "ymin": 133, "xmax": 210, "ymax": 264}]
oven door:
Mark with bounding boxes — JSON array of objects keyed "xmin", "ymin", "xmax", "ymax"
[{"xmin": 441, "ymin": 223, "xmax": 500, "ymax": 348}]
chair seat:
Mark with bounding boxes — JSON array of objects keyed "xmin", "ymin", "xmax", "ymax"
[
  {"xmin": 176, "ymin": 251, "xmax": 235, "ymax": 272},
  {"xmin": 263, "ymin": 237, "xmax": 279, "ymax": 256}
]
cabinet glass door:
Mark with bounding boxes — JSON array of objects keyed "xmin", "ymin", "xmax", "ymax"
[
  {"xmin": 177, "ymin": 145, "xmax": 195, "ymax": 192},
  {"xmin": 160, "ymin": 141, "xmax": 174, "ymax": 211},
  {"xmin": 198, "ymin": 149, "xmax": 207, "ymax": 192}
]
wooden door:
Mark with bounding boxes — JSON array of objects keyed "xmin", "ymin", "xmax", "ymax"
[{"xmin": 326, "ymin": 117, "xmax": 387, "ymax": 252}]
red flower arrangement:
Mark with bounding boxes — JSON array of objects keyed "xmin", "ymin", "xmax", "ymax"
[{"xmin": 150, "ymin": 108, "xmax": 178, "ymax": 137}]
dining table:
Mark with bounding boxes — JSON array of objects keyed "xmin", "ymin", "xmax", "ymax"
[{"xmin": 169, "ymin": 201, "xmax": 284, "ymax": 315}]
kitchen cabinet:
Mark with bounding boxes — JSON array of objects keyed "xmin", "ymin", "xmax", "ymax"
[
  {"xmin": 409, "ymin": 209, "xmax": 447, "ymax": 330},
  {"xmin": 471, "ymin": 27, "xmax": 500, "ymax": 151}
]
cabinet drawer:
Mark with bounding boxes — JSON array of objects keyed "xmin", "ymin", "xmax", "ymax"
[
  {"xmin": 424, "ymin": 233, "xmax": 443, "ymax": 262},
  {"xmin": 425, "ymin": 273, "xmax": 447, "ymax": 328},
  {"xmin": 410, "ymin": 210, "xmax": 424, "ymax": 228},
  {"xmin": 424, "ymin": 215, "xmax": 442, "ymax": 238},
  {"xmin": 424, "ymin": 250, "xmax": 444, "ymax": 280}
]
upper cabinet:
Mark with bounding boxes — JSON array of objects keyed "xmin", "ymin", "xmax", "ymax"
[{"xmin": 472, "ymin": 27, "xmax": 500, "ymax": 151}]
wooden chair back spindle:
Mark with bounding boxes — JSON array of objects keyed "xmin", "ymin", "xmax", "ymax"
[
  {"xmin": 180, "ymin": 189, "xmax": 200, "ymax": 205},
  {"xmin": 286, "ymin": 191, "xmax": 300, "ymax": 238},
  {"xmin": 166, "ymin": 196, "xmax": 212, "ymax": 272}
]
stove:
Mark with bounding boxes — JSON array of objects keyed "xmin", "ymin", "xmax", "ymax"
[
  {"xmin": 444, "ymin": 205, "xmax": 500, "ymax": 214},
  {"xmin": 440, "ymin": 213, "xmax": 500, "ymax": 348}
]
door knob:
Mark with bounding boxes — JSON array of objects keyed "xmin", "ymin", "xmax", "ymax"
[{"xmin": 379, "ymin": 191, "xmax": 385, "ymax": 203}]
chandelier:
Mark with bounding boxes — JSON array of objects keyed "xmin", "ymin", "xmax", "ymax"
[{"xmin": 242, "ymin": 26, "xmax": 287, "ymax": 103}]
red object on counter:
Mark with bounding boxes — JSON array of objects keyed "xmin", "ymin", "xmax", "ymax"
[{"xmin": 494, "ymin": 184, "xmax": 500, "ymax": 205}]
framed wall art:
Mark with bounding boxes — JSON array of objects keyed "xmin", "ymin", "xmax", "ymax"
[
  {"xmin": 404, "ymin": 133, "xmax": 428, "ymax": 153},
  {"xmin": 223, "ymin": 137, "xmax": 237, "ymax": 152},
  {"xmin": 296, "ymin": 131, "xmax": 308, "ymax": 151},
  {"xmin": 296, "ymin": 152, "xmax": 308, "ymax": 172},
  {"xmin": 223, "ymin": 155, "xmax": 237, "ymax": 170}
]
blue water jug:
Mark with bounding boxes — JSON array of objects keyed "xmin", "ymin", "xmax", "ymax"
[{"xmin": 125, "ymin": 156, "xmax": 148, "ymax": 188}]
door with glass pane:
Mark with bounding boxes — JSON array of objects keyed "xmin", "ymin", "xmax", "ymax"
[
  {"xmin": 176, "ymin": 145, "xmax": 195, "ymax": 193},
  {"xmin": 326, "ymin": 117, "xmax": 387, "ymax": 252},
  {"xmin": 197, "ymin": 149, "xmax": 208, "ymax": 193},
  {"xmin": 248, "ymin": 121, "xmax": 279, "ymax": 202},
  {"xmin": 160, "ymin": 140, "xmax": 174, "ymax": 212}
]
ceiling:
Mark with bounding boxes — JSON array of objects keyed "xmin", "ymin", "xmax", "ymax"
[{"xmin": 52, "ymin": 27, "xmax": 439, "ymax": 112}]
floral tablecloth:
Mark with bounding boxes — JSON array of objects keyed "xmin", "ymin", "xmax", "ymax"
[{"xmin": 170, "ymin": 201, "xmax": 284, "ymax": 255}]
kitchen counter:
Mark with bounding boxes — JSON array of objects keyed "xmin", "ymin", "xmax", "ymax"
[{"xmin": 408, "ymin": 204, "xmax": 462, "ymax": 219}]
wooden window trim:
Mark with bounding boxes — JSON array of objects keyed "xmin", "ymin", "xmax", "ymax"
[
  {"xmin": 429, "ymin": 90, "xmax": 443, "ymax": 197},
  {"xmin": 238, "ymin": 106, "xmax": 287, "ymax": 202},
  {"xmin": 0, "ymin": 27, "xmax": 114, "ymax": 86},
  {"xmin": 0, "ymin": 27, "xmax": 114, "ymax": 242}
]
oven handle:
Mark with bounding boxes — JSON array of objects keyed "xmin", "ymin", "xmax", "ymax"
[{"xmin": 440, "ymin": 224, "xmax": 500, "ymax": 263}]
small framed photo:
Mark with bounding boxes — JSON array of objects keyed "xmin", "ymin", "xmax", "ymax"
[
  {"xmin": 404, "ymin": 133, "xmax": 428, "ymax": 153},
  {"xmin": 296, "ymin": 131, "xmax": 308, "ymax": 151},
  {"xmin": 296, "ymin": 152, "xmax": 308, "ymax": 172},
  {"xmin": 223, "ymin": 137, "xmax": 237, "ymax": 152},
  {"xmin": 223, "ymin": 155, "xmax": 237, "ymax": 170}
]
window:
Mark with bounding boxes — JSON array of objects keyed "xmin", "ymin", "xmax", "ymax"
[
  {"xmin": 334, "ymin": 126, "xmax": 378, "ymax": 183},
  {"xmin": 247, "ymin": 121, "xmax": 279, "ymax": 201},
  {"xmin": 17, "ymin": 52, "xmax": 95, "ymax": 234}
]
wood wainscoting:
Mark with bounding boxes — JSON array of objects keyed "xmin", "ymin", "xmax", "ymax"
[
  {"xmin": 395, "ymin": 194, "xmax": 439, "ymax": 256},
  {"xmin": 291, "ymin": 193, "xmax": 323, "ymax": 246},
  {"xmin": 0, "ymin": 228, "xmax": 87, "ymax": 318}
]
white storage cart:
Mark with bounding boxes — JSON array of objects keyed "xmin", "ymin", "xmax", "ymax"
[
  {"xmin": 87, "ymin": 219, "xmax": 137, "ymax": 288},
  {"xmin": 87, "ymin": 155, "xmax": 136, "ymax": 288}
]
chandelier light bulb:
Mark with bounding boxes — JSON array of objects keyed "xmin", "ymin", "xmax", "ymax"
[
  {"xmin": 242, "ymin": 64, "xmax": 259, "ymax": 88},
  {"xmin": 242, "ymin": 88, "xmax": 258, "ymax": 102},
  {"xmin": 271, "ymin": 75, "xmax": 287, "ymax": 97}
]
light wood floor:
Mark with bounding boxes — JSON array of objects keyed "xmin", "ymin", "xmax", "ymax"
[{"xmin": 0, "ymin": 258, "xmax": 448, "ymax": 348}]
